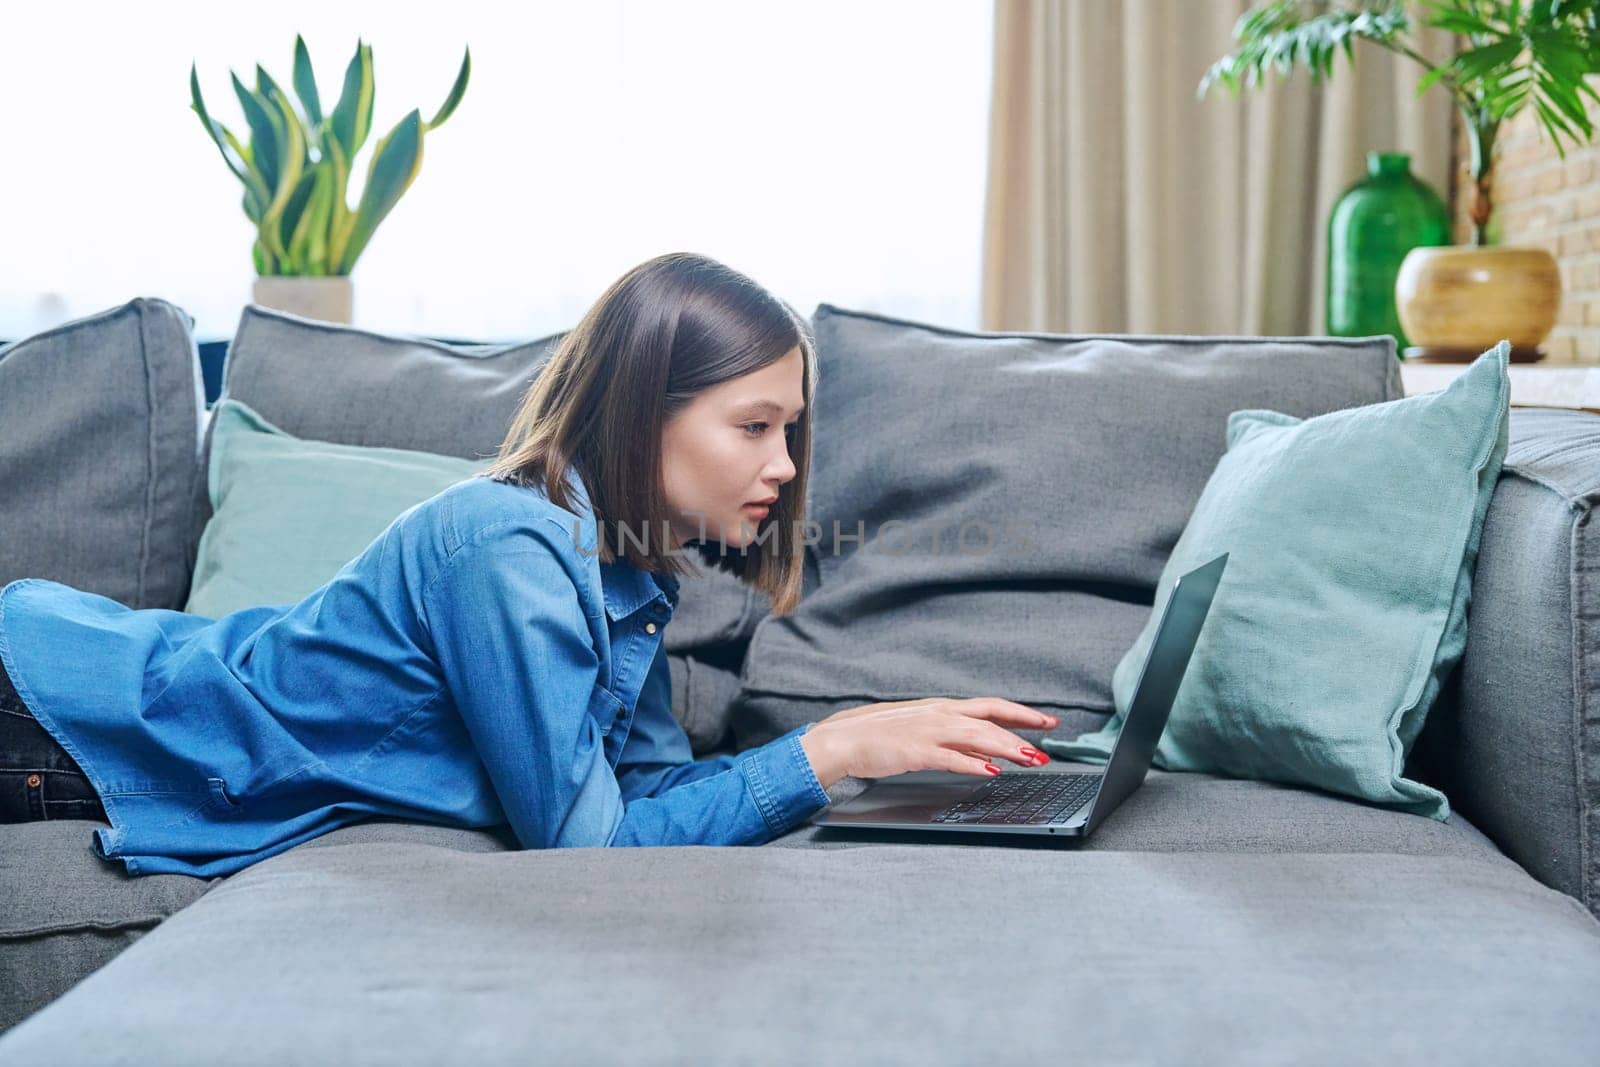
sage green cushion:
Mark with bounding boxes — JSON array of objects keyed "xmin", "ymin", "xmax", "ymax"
[
  {"xmin": 184, "ymin": 399, "xmax": 488, "ymax": 618},
  {"xmin": 1040, "ymin": 341, "xmax": 1512, "ymax": 820}
]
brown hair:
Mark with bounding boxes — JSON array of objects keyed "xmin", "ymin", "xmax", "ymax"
[{"xmin": 480, "ymin": 251, "xmax": 817, "ymax": 616}]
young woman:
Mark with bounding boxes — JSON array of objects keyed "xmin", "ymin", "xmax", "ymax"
[{"xmin": 0, "ymin": 252, "xmax": 1056, "ymax": 878}]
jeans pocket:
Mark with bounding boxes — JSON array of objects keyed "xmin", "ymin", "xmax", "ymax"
[
  {"xmin": 43, "ymin": 796, "xmax": 108, "ymax": 822},
  {"xmin": 0, "ymin": 770, "xmax": 38, "ymax": 821},
  {"xmin": 0, "ymin": 768, "xmax": 104, "ymax": 822}
]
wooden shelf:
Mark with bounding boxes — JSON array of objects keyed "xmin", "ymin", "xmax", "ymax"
[{"xmin": 1399, "ymin": 360, "xmax": 1600, "ymax": 412}]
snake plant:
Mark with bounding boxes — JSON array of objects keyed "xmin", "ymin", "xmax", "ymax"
[{"xmin": 189, "ymin": 35, "xmax": 471, "ymax": 276}]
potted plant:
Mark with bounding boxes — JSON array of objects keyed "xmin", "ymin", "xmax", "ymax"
[
  {"xmin": 1200, "ymin": 0, "xmax": 1600, "ymax": 361},
  {"xmin": 190, "ymin": 36, "xmax": 471, "ymax": 324}
]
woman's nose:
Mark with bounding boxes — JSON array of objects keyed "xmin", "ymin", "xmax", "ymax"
[{"xmin": 770, "ymin": 449, "xmax": 797, "ymax": 482}]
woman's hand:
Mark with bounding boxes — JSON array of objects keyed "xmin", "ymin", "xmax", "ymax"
[
  {"xmin": 815, "ymin": 697, "xmax": 1057, "ymax": 731},
  {"xmin": 799, "ymin": 698, "xmax": 1061, "ymax": 790}
]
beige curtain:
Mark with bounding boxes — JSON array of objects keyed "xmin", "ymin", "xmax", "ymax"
[{"xmin": 982, "ymin": 0, "xmax": 1457, "ymax": 335}]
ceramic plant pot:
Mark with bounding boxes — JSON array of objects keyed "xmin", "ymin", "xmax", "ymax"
[{"xmin": 250, "ymin": 276, "xmax": 354, "ymax": 325}]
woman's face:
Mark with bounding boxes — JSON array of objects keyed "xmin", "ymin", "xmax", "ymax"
[{"xmin": 660, "ymin": 345, "xmax": 804, "ymax": 551}]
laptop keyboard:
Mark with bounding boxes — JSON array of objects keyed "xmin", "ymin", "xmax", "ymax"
[{"xmin": 930, "ymin": 772, "xmax": 1102, "ymax": 825}]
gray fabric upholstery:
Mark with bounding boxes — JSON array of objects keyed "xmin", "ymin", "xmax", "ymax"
[
  {"xmin": 734, "ymin": 304, "xmax": 1402, "ymax": 748},
  {"xmin": 1, "ymin": 754, "xmax": 1513, "ymax": 1037},
  {"xmin": 1411, "ymin": 408, "xmax": 1600, "ymax": 919},
  {"xmin": 0, "ymin": 818, "xmax": 211, "ymax": 1032},
  {"xmin": 1, "ymin": 819, "xmax": 525, "ymax": 1035},
  {"xmin": 666, "ymin": 652, "xmax": 745, "ymax": 752},
  {"xmin": 660, "ymin": 552, "xmax": 771, "ymax": 753},
  {"xmin": 786, "ymin": 761, "xmax": 1517, "ymax": 861},
  {"xmin": 662, "ymin": 551, "xmax": 772, "ymax": 654},
  {"xmin": 2, "ymin": 837, "xmax": 1595, "ymax": 1065},
  {"xmin": 270, "ymin": 816, "xmax": 521, "ymax": 854},
  {"xmin": 0, "ymin": 296, "xmax": 206, "ymax": 609},
  {"xmin": 0, "ymin": 296, "xmax": 211, "ymax": 1034}
]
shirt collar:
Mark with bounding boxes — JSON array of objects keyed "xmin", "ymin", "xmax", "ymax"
[
  {"xmin": 562, "ymin": 465, "xmax": 681, "ymax": 622},
  {"xmin": 599, "ymin": 557, "xmax": 679, "ymax": 622}
]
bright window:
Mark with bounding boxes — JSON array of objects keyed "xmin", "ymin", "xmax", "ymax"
[{"xmin": 1, "ymin": 1, "xmax": 995, "ymax": 341}]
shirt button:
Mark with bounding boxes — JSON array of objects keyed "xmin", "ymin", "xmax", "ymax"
[{"xmin": 645, "ymin": 622, "xmax": 657, "ymax": 634}]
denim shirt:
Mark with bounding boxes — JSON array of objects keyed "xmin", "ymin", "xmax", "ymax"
[{"xmin": 0, "ymin": 470, "xmax": 830, "ymax": 878}]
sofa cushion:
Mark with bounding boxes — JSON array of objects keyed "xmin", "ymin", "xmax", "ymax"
[
  {"xmin": 1042, "ymin": 343, "xmax": 1511, "ymax": 821},
  {"xmin": 0, "ymin": 745, "xmax": 1511, "ymax": 1037},
  {"xmin": 258, "ymin": 815, "xmax": 520, "ymax": 853},
  {"xmin": 782, "ymin": 760, "xmax": 1513, "ymax": 861},
  {"xmin": 0, "ymin": 297, "xmax": 205, "ymax": 610},
  {"xmin": 732, "ymin": 304, "xmax": 1401, "ymax": 748},
  {"xmin": 1410, "ymin": 407, "xmax": 1600, "ymax": 919},
  {"xmin": 0, "ymin": 815, "xmax": 521, "ymax": 1036},
  {"xmin": 2, "ymin": 838, "xmax": 1594, "ymax": 1063},
  {"xmin": 184, "ymin": 399, "xmax": 488, "ymax": 618},
  {"xmin": 0, "ymin": 819, "xmax": 211, "ymax": 1033}
]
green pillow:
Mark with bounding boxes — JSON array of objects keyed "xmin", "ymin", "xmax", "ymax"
[
  {"xmin": 1040, "ymin": 340, "xmax": 1511, "ymax": 820},
  {"xmin": 184, "ymin": 399, "xmax": 490, "ymax": 618}
]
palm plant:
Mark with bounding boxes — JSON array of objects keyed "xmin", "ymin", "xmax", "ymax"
[
  {"xmin": 1199, "ymin": 0, "xmax": 1600, "ymax": 245},
  {"xmin": 189, "ymin": 35, "xmax": 471, "ymax": 276}
]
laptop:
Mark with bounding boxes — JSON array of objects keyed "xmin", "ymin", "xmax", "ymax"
[{"xmin": 809, "ymin": 552, "xmax": 1228, "ymax": 840}]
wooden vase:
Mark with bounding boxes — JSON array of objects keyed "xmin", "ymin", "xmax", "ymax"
[{"xmin": 1394, "ymin": 246, "xmax": 1561, "ymax": 363}]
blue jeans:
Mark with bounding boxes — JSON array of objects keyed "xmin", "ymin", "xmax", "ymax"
[{"xmin": 0, "ymin": 657, "xmax": 107, "ymax": 823}]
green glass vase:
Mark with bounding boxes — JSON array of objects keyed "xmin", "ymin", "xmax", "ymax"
[{"xmin": 1325, "ymin": 151, "xmax": 1450, "ymax": 350}]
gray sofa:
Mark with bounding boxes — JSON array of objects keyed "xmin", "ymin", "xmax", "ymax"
[{"xmin": 2, "ymin": 297, "xmax": 1598, "ymax": 1064}]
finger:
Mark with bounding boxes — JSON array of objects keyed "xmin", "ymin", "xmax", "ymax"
[
  {"xmin": 942, "ymin": 748, "xmax": 1004, "ymax": 776},
  {"xmin": 956, "ymin": 697, "xmax": 1060, "ymax": 729},
  {"xmin": 956, "ymin": 748, "xmax": 1029, "ymax": 772},
  {"xmin": 946, "ymin": 721, "xmax": 1045, "ymax": 767},
  {"xmin": 980, "ymin": 721, "xmax": 1052, "ymax": 765}
]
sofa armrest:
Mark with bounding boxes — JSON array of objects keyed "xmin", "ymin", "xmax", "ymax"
[{"xmin": 1410, "ymin": 407, "xmax": 1600, "ymax": 918}]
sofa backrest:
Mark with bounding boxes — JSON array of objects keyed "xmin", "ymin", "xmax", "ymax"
[
  {"xmin": 0, "ymin": 297, "xmax": 206, "ymax": 610},
  {"xmin": 729, "ymin": 303, "xmax": 1405, "ymax": 748},
  {"xmin": 188, "ymin": 303, "xmax": 561, "ymax": 564},
  {"xmin": 0, "ymin": 297, "xmax": 1405, "ymax": 733}
]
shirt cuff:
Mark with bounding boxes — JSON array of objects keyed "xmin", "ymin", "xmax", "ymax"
[{"xmin": 738, "ymin": 721, "xmax": 831, "ymax": 838}]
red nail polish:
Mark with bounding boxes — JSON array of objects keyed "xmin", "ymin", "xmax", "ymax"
[{"xmin": 984, "ymin": 763, "xmax": 1001, "ymax": 775}]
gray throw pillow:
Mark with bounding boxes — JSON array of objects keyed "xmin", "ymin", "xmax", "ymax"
[
  {"xmin": 0, "ymin": 297, "xmax": 206, "ymax": 609},
  {"xmin": 667, "ymin": 653, "xmax": 745, "ymax": 752},
  {"xmin": 663, "ymin": 552, "xmax": 772, "ymax": 655},
  {"xmin": 730, "ymin": 303, "xmax": 1401, "ymax": 748}
]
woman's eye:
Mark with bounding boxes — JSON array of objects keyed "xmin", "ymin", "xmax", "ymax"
[{"xmin": 742, "ymin": 421, "xmax": 799, "ymax": 440}]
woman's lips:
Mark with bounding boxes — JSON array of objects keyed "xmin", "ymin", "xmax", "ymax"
[{"xmin": 743, "ymin": 503, "xmax": 770, "ymax": 518}]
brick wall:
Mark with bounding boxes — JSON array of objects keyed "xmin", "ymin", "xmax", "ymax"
[{"xmin": 1450, "ymin": 98, "xmax": 1600, "ymax": 363}]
